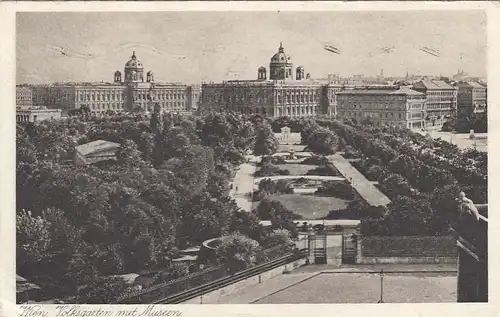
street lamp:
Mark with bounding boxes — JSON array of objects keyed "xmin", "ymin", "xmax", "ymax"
[{"xmin": 377, "ymin": 269, "xmax": 385, "ymax": 303}]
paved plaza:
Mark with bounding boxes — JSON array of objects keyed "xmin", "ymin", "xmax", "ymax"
[
  {"xmin": 416, "ymin": 131, "xmax": 487, "ymax": 152},
  {"xmin": 205, "ymin": 264, "xmax": 457, "ymax": 304},
  {"xmin": 253, "ymin": 272, "xmax": 456, "ymax": 303}
]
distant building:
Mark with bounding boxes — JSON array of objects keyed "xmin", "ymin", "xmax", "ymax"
[
  {"xmin": 16, "ymin": 86, "xmax": 33, "ymax": 109},
  {"xmin": 412, "ymin": 80, "xmax": 457, "ymax": 129},
  {"xmin": 74, "ymin": 140, "xmax": 121, "ymax": 166},
  {"xmin": 16, "ymin": 107, "xmax": 62, "ymax": 123},
  {"xmin": 201, "ymin": 43, "xmax": 330, "ymax": 118},
  {"xmin": 455, "ymin": 81, "xmax": 487, "ymax": 116},
  {"xmin": 187, "ymin": 84, "xmax": 202, "ymax": 112},
  {"xmin": 28, "ymin": 52, "xmax": 196, "ymax": 115},
  {"xmin": 336, "ymin": 86, "xmax": 426, "ymax": 129}
]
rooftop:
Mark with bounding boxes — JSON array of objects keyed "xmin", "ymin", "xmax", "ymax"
[
  {"xmin": 75, "ymin": 139, "xmax": 121, "ymax": 156},
  {"xmin": 337, "ymin": 87, "xmax": 423, "ymax": 96},
  {"xmin": 414, "ymin": 80, "xmax": 455, "ymax": 90}
]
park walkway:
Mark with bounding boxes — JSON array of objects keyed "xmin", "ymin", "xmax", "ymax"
[
  {"xmin": 229, "ymin": 155, "xmax": 261, "ymax": 212},
  {"xmin": 327, "ymin": 153, "xmax": 391, "ymax": 207}
]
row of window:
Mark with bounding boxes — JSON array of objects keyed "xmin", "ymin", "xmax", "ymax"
[
  {"xmin": 428, "ymin": 91, "xmax": 455, "ymax": 96},
  {"xmin": 77, "ymin": 91, "xmax": 186, "ymax": 102},
  {"xmin": 277, "ymin": 95, "xmax": 319, "ymax": 104},
  {"xmin": 276, "ymin": 106, "xmax": 317, "ymax": 116},
  {"xmin": 339, "ymin": 111, "xmax": 405, "ymax": 119},
  {"xmin": 339, "ymin": 96, "xmax": 406, "ymax": 102}
]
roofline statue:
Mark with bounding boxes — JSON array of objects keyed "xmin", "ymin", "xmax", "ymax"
[{"xmin": 457, "ymin": 191, "xmax": 480, "ymax": 221}]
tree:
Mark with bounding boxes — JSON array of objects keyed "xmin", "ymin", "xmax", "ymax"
[
  {"xmin": 379, "ymin": 173, "xmax": 415, "ymax": 199},
  {"xmin": 263, "ymin": 229, "xmax": 294, "ymax": 250},
  {"xmin": 75, "ymin": 276, "xmax": 130, "ymax": 304},
  {"xmin": 254, "ymin": 199, "xmax": 300, "ymax": 236},
  {"xmin": 254, "ymin": 126, "xmax": 279, "ymax": 156},
  {"xmin": 383, "ymin": 196, "xmax": 434, "ymax": 236},
  {"xmin": 116, "ymin": 140, "xmax": 144, "ymax": 167},
  {"xmin": 16, "ymin": 211, "xmax": 52, "ymax": 266},
  {"xmin": 215, "ymin": 233, "xmax": 261, "ymax": 273},
  {"xmin": 229, "ymin": 211, "xmax": 265, "ymax": 242}
]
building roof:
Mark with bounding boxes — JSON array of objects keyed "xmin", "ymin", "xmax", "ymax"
[
  {"xmin": 270, "ymin": 42, "xmax": 292, "ymax": 65},
  {"xmin": 124, "ymin": 51, "xmax": 143, "ymax": 69},
  {"xmin": 337, "ymin": 86, "xmax": 423, "ymax": 97},
  {"xmin": 466, "ymin": 81, "xmax": 486, "ymax": 89},
  {"xmin": 414, "ymin": 80, "xmax": 454, "ymax": 90},
  {"xmin": 75, "ymin": 140, "xmax": 121, "ymax": 156},
  {"xmin": 391, "ymin": 86, "xmax": 425, "ymax": 96}
]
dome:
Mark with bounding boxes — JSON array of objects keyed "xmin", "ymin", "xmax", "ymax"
[
  {"xmin": 124, "ymin": 51, "xmax": 143, "ymax": 69},
  {"xmin": 258, "ymin": 66, "xmax": 266, "ymax": 71},
  {"xmin": 270, "ymin": 42, "xmax": 292, "ymax": 64},
  {"xmin": 147, "ymin": 71, "xmax": 153, "ymax": 75},
  {"xmin": 297, "ymin": 66, "xmax": 304, "ymax": 70},
  {"xmin": 114, "ymin": 70, "xmax": 121, "ymax": 75}
]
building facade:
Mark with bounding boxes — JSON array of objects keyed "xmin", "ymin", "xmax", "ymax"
[
  {"xmin": 29, "ymin": 52, "xmax": 194, "ymax": 115},
  {"xmin": 16, "ymin": 108, "xmax": 62, "ymax": 123},
  {"xmin": 412, "ymin": 80, "xmax": 457, "ymax": 129},
  {"xmin": 16, "ymin": 87, "xmax": 33, "ymax": 109},
  {"xmin": 336, "ymin": 86, "xmax": 426, "ymax": 129},
  {"xmin": 201, "ymin": 43, "xmax": 328, "ymax": 118},
  {"xmin": 456, "ymin": 81, "xmax": 487, "ymax": 116}
]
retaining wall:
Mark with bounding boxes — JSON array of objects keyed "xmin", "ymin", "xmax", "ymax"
[
  {"xmin": 183, "ymin": 258, "xmax": 307, "ymax": 304},
  {"xmin": 357, "ymin": 235, "xmax": 457, "ymax": 264}
]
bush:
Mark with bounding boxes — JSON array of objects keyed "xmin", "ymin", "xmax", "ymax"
[
  {"xmin": 300, "ymin": 155, "xmax": 329, "ymax": 166},
  {"xmin": 216, "ymin": 233, "xmax": 261, "ymax": 273},
  {"xmin": 360, "ymin": 218, "xmax": 390, "ymax": 236},
  {"xmin": 306, "ymin": 163, "xmax": 340, "ymax": 176},
  {"xmin": 255, "ymin": 163, "xmax": 289, "ymax": 177},
  {"xmin": 259, "ymin": 156, "xmax": 286, "ymax": 166},
  {"xmin": 263, "ymin": 229, "xmax": 294, "ymax": 250},
  {"xmin": 343, "ymin": 145, "xmax": 361, "ymax": 159},
  {"xmin": 315, "ymin": 181, "xmax": 354, "ymax": 200},
  {"xmin": 254, "ymin": 179, "xmax": 294, "ymax": 199}
]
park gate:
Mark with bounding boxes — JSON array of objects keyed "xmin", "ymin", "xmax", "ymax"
[
  {"xmin": 309, "ymin": 233, "xmax": 327, "ymax": 264},
  {"xmin": 341, "ymin": 233, "xmax": 358, "ymax": 264}
]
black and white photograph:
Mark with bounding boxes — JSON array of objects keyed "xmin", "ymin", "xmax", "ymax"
[{"xmin": 8, "ymin": 5, "xmax": 493, "ymax": 311}]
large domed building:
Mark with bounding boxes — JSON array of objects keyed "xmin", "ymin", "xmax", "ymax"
[
  {"xmin": 30, "ymin": 51, "xmax": 200, "ymax": 115},
  {"xmin": 201, "ymin": 42, "xmax": 328, "ymax": 118}
]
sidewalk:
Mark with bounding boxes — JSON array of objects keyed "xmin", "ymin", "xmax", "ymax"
[{"xmin": 229, "ymin": 160, "xmax": 259, "ymax": 212}]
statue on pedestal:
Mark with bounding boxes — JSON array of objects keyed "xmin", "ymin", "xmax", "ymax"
[{"xmin": 457, "ymin": 191, "xmax": 480, "ymax": 221}]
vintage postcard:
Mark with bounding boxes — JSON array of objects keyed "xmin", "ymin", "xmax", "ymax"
[{"xmin": 1, "ymin": 2, "xmax": 499, "ymax": 317}]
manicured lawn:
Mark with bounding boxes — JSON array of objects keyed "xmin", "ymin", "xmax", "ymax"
[
  {"xmin": 266, "ymin": 194, "xmax": 349, "ymax": 219},
  {"xmin": 276, "ymin": 164, "xmax": 316, "ymax": 176}
]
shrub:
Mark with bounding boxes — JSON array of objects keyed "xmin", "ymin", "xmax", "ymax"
[
  {"xmin": 300, "ymin": 155, "xmax": 329, "ymax": 166},
  {"xmin": 259, "ymin": 156, "xmax": 286, "ymax": 166},
  {"xmin": 216, "ymin": 233, "xmax": 261, "ymax": 273},
  {"xmin": 343, "ymin": 145, "xmax": 361, "ymax": 159},
  {"xmin": 254, "ymin": 179, "xmax": 294, "ymax": 199},
  {"xmin": 306, "ymin": 163, "xmax": 340, "ymax": 176},
  {"xmin": 360, "ymin": 218, "xmax": 390, "ymax": 236},
  {"xmin": 315, "ymin": 181, "xmax": 354, "ymax": 200},
  {"xmin": 263, "ymin": 229, "xmax": 294, "ymax": 250},
  {"xmin": 255, "ymin": 163, "xmax": 289, "ymax": 177}
]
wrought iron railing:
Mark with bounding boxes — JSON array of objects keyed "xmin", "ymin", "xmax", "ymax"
[{"xmin": 115, "ymin": 245, "xmax": 306, "ymax": 304}]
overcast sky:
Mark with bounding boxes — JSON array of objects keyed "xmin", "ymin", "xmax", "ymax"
[{"xmin": 16, "ymin": 11, "xmax": 486, "ymax": 85}]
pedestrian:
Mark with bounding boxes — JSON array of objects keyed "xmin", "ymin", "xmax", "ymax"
[{"xmin": 235, "ymin": 185, "xmax": 239, "ymax": 193}]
